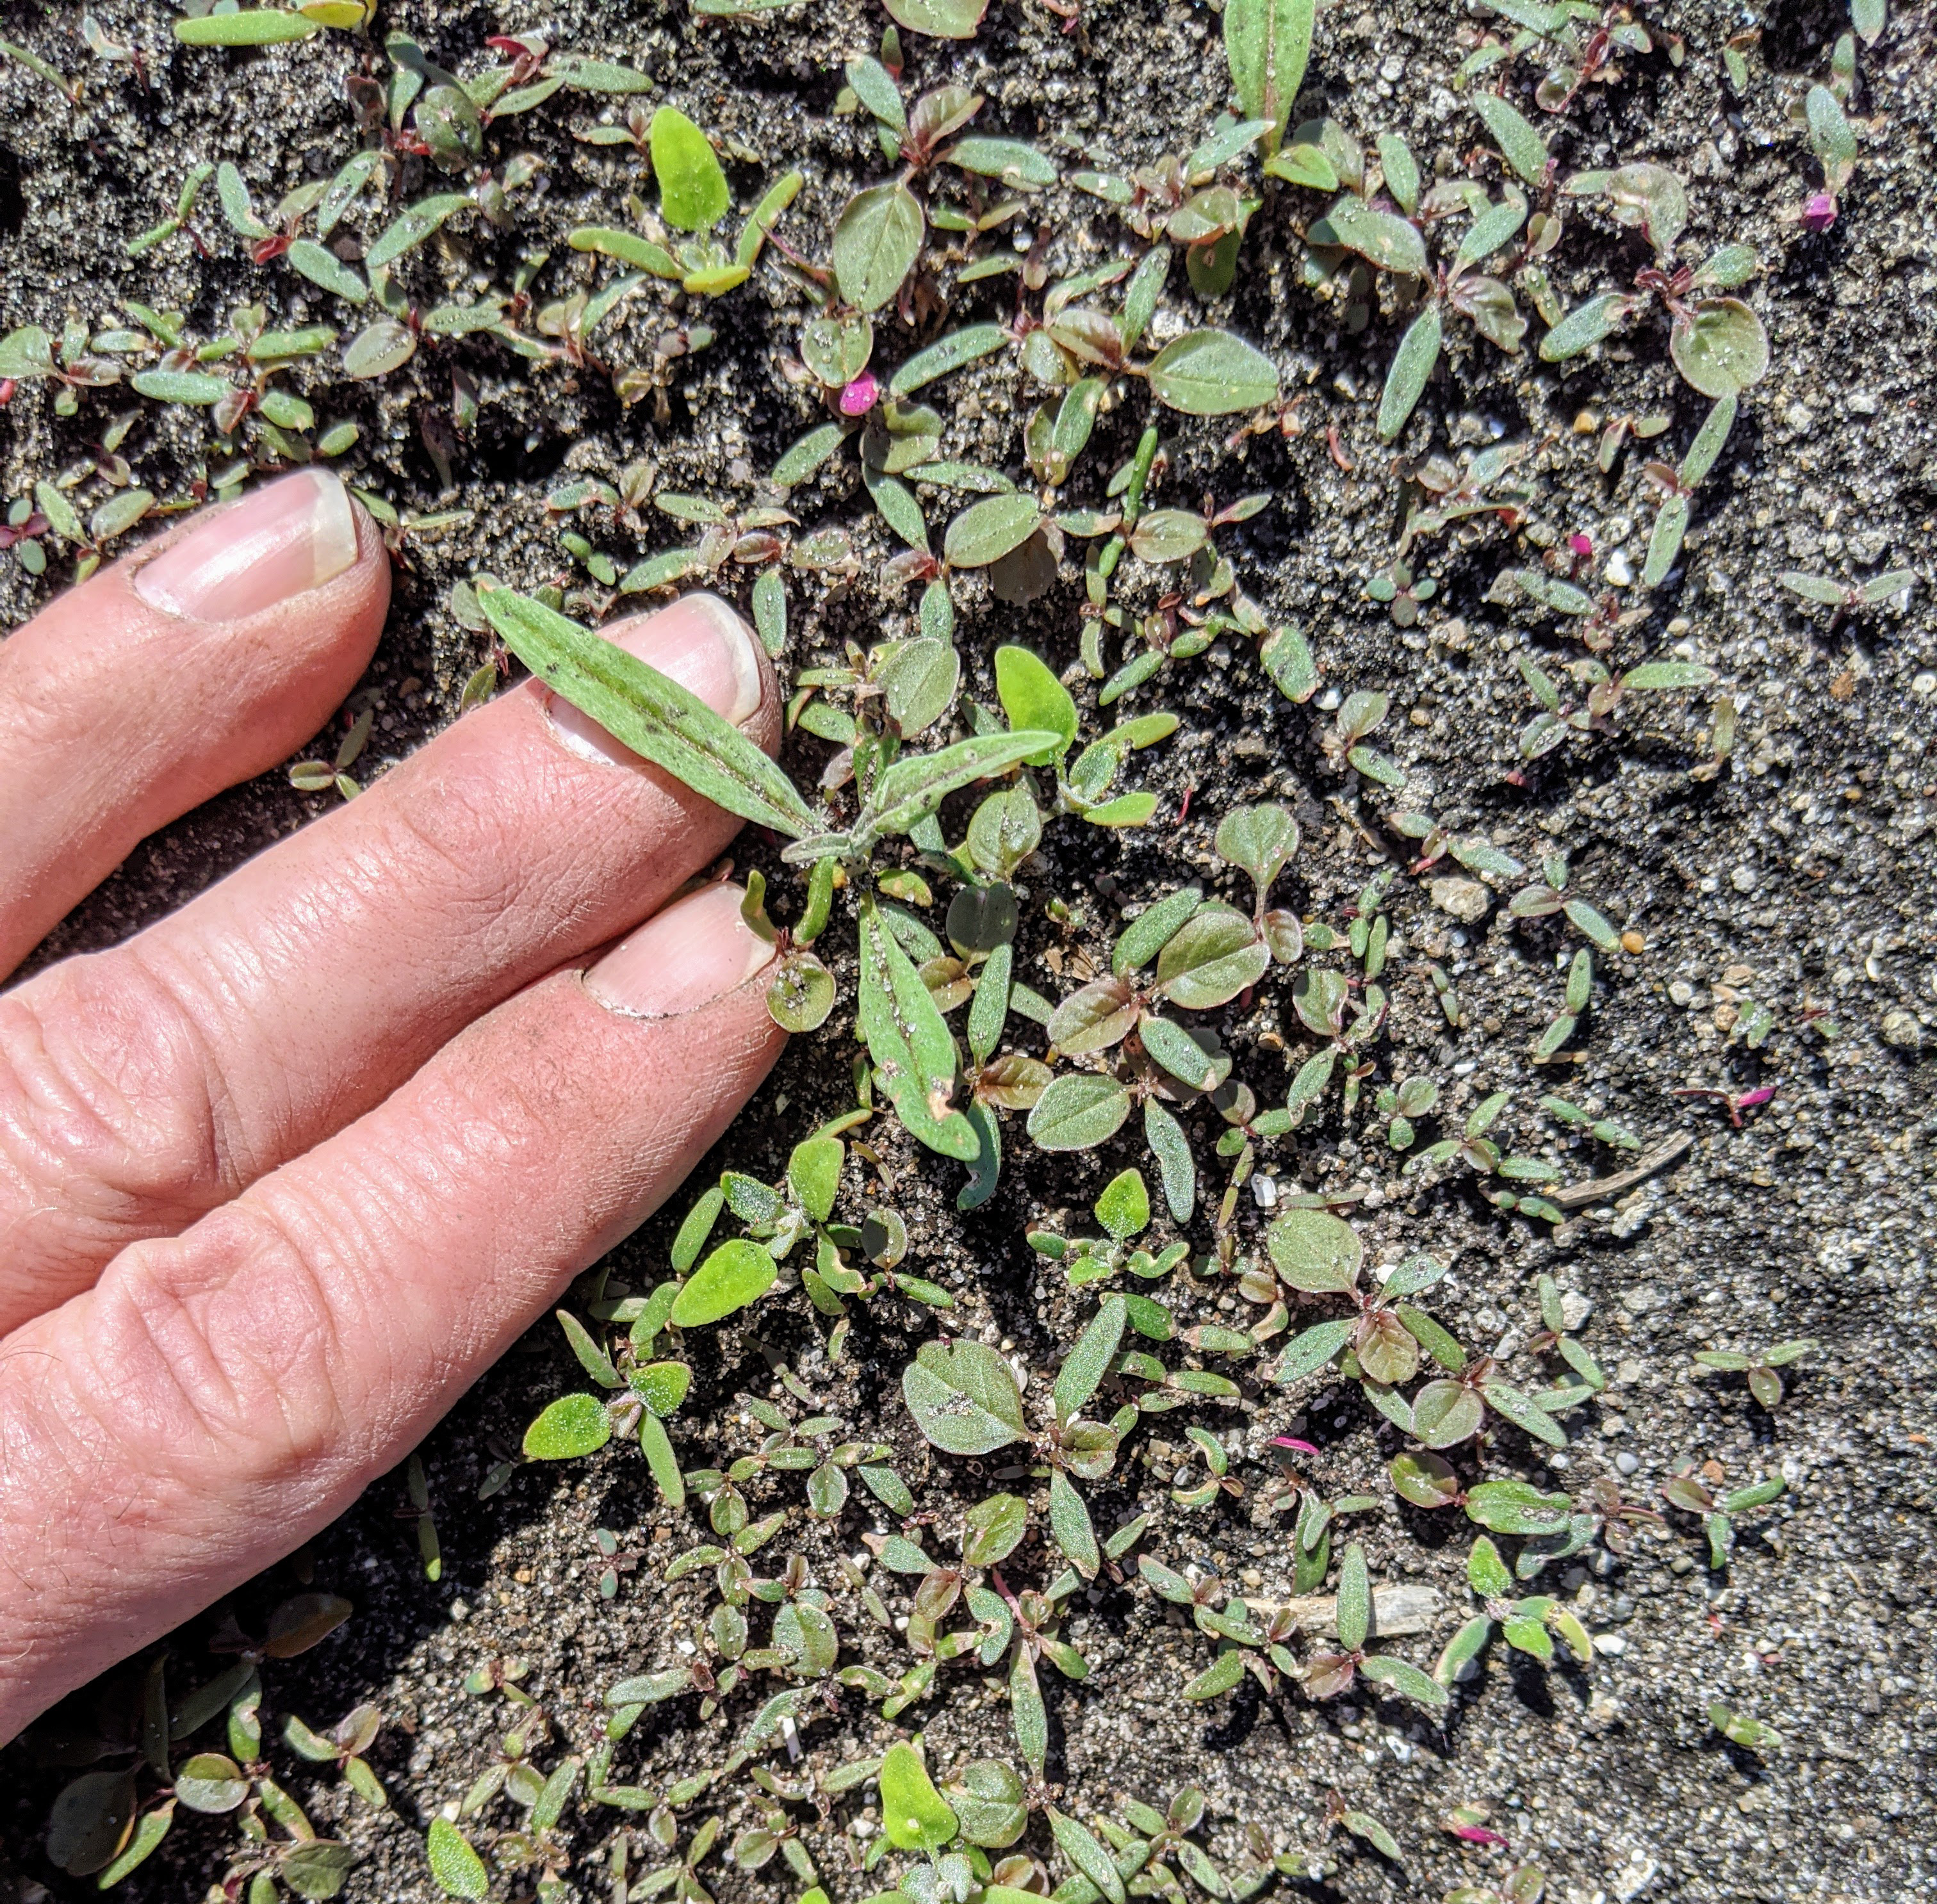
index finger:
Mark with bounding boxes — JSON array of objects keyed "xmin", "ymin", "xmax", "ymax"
[
  {"xmin": 0, "ymin": 469, "xmax": 390, "ymax": 979},
  {"xmin": 0, "ymin": 591, "xmax": 777, "ymax": 1331}
]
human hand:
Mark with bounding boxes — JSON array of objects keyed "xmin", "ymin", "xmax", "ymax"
[{"xmin": 0, "ymin": 469, "xmax": 785, "ymax": 1742}]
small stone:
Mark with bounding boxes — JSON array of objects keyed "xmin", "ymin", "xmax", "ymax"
[
  {"xmin": 1605, "ymin": 548, "xmax": 1633, "ymax": 586},
  {"xmin": 1912, "ymin": 672, "xmax": 1936, "ymax": 698},
  {"xmin": 1880, "ymin": 1007, "xmax": 1924, "ymax": 1051},
  {"xmin": 1252, "ymin": 1173, "xmax": 1279, "ymax": 1208},
  {"xmin": 1730, "ymin": 864, "xmax": 1757, "ymax": 893},
  {"xmin": 1616, "ymin": 1450, "xmax": 1640, "ymax": 1476},
  {"xmin": 1669, "ymin": 979, "xmax": 1696, "ymax": 1006},
  {"xmin": 1621, "ymin": 928, "xmax": 1646, "ymax": 954},
  {"xmin": 1429, "ymin": 876, "xmax": 1491, "ymax": 923},
  {"xmin": 1559, "ymin": 1291, "xmax": 1593, "ymax": 1331},
  {"xmin": 1593, "ymin": 1631, "xmax": 1626, "ymax": 1656}
]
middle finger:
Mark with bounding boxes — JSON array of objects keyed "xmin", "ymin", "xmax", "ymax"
[{"xmin": 0, "ymin": 592, "xmax": 775, "ymax": 1330}]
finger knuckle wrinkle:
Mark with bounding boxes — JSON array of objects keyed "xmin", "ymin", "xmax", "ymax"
[
  {"xmin": 0, "ymin": 970, "xmax": 223, "ymax": 1229},
  {"xmin": 85, "ymin": 1207, "xmax": 353, "ymax": 1484}
]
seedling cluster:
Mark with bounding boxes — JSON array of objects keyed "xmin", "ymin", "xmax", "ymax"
[{"xmin": 6, "ymin": 0, "xmax": 1882, "ymax": 1895}]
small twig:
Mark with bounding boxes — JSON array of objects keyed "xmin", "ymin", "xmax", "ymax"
[
  {"xmin": 1242, "ymin": 1583, "xmax": 1440, "ymax": 1638},
  {"xmin": 1548, "ymin": 1130, "xmax": 1695, "ymax": 1212}
]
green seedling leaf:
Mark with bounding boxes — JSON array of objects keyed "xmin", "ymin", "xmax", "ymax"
[
  {"xmin": 1622, "ymin": 661, "xmax": 1717, "ymax": 692},
  {"xmin": 1049, "ymin": 1808, "xmax": 1129, "ymax": 1904},
  {"xmin": 281, "ymin": 1841, "xmax": 355, "ymax": 1900},
  {"xmin": 787, "ymin": 1135, "xmax": 844, "ymax": 1222},
  {"xmin": 523, "ymin": 1393, "xmax": 612, "ymax": 1459},
  {"xmin": 1644, "ymin": 495, "xmax": 1689, "ymax": 588},
  {"xmin": 1156, "ymin": 905, "xmax": 1269, "ymax": 1007},
  {"xmin": 945, "ymin": 136, "xmax": 1057, "ymax": 187},
  {"xmin": 1266, "ymin": 1208, "xmax": 1361, "ymax": 1292},
  {"xmin": 366, "ymin": 193, "xmax": 468, "ymax": 268},
  {"xmin": 1261, "ymin": 622, "xmax": 1319, "ymax": 701},
  {"xmin": 570, "ymin": 226, "xmax": 680, "ymax": 276},
  {"xmin": 1027, "ymin": 1072, "xmax": 1132, "ymax": 1150},
  {"xmin": 558, "ymin": 1309, "xmax": 619, "ymax": 1387},
  {"xmin": 903, "ymin": 1338, "xmax": 1025, "ymax": 1454},
  {"xmin": 1378, "ymin": 131, "xmax": 1421, "ymax": 215},
  {"xmin": 671, "ymin": 1239, "xmax": 778, "ymax": 1327},
  {"xmin": 885, "ymin": 0, "xmax": 989, "ymax": 37},
  {"xmin": 891, "ymin": 323, "xmax": 1009, "ymax": 395},
  {"xmin": 1094, "ymin": 1170, "xmax": 1149, "ymax": 1241},
  {"xmin": 995, "ymin": 645, "xmax": 1078, "ymax": 761},
  {"xmin": 950, "ymin": 1760, "xmax": 1028, "ymax": 1848},
  {"xmin": 1473, "ymin": 92, "xmax": 1549, "ymax": 185},
  {"xmin": 1455, "ymin": 191, "xmax": 1527, "ymax": 270},
  {"xmin": 1049, "ymin": 1467, "xmax": 1100, "ymax": 1576},
  {"xmin": 1339, "ymin": 1811, "xmax": 1400, "ymax": 1862},
  {"xmin": 426, "ymin": 1818, "xmax": 490, "ymax": 1901},
  {"xmin": 1360, "ymin": 1653, "xmax": 1450, "ymax": 1708},
  {"xmin": 1805, "ymin": 84, "xmax": 1857, "ymax": 187},
  {"xmin": 1274, "ymin": 1316, "xmax": 1353, "ymax": 1380},
  {"xmin": 480, "ymin": 589, "xmax": 814, "ymax": 838},
  {"xmin": 1113, "ymin": 884, "xmax": 1203, "ymax": 973},
  {"xmin": 1710, "ymin": 1701, "xmax": 1783, "ymax": 1751},
  {"xmin": 176, "ymin": 10, "xmax": 323, "ymax": 45},
  {"xmin": 862, "ymin": 731, "xmax": 1053, "ymax": 845},
  {"xmin": 1223, "ymin": 0, "xmax": 1315, "ymax": 153},
  {"xmin": 834, "ymin": 183, "xmax": 926, "ymax": 312},
  {"xmin": 1323, "ymin": 195, "xmax": 1428, "ymax": 277},
  {"xmin": 1146, "ymin": 329, "xmax": 1280, "ymax": 415},
  {"xmin": 880, "ymin": 1743, "xmax": 958, "ymax": 1851},
  {"xmin": 1144, "ymin": 1098, "xmax": 1197, "ymax": 1223},
  {"xmin": 1539, "ymin": 291, "xmax": 1635, "ymax": 362},
  {"xmin": 131, "ymin": 370, "xmax": 229, "ymax": 405},
  {"xmin": 772, "ymin": 421, "xmax": 848, "ymax": 488},
  {"xmin": 47, "ymin": 1768, "xmax": 137, "ymax": 1875},
  {"xmin": 1056, "ymin": 1296, "xmax": 1129, "ymax": 1424},
  {"xmin": 1336, "ymin": 1541, "xmax": 1371, "ymax": 1650},
  {"xmin": 1140, "ymin": 1015, "xmax": 1224, "ymax": 1093},
  {"xmin": 1378, "ymin": 303, "xmax": 1441, "ymax": 441},
  {"xmin": 1464, "ymin": 1478, "xmax": 1571, "ymax": 1536},
  {"xmin": 1670, "ymin": 298, "xmax": 1769, "ymax": 400},
  {"xmin": 650, "ymin": 107, "xmax": 730, "ymax": 232},
  {"xmin": 94, "ymin": 1800, "xmax": 174, "ymax": 1887},
  {"xmin": 964, "ymin": 1492, "xmax": 1029, "ymax": 1565},
  {"xmin": 0, "ymin": 326, "xmax": 54, "ymax": 378},
  {"xmin": 945, "ymin": 492, "xmax": 1043, "ymax": 567},
  {"xmin": 630, "ymin": 1361, "xmax": 690, "ymax": 1418}
]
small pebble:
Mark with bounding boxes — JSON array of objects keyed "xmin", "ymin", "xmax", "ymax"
[
  {"xmin": 1593, "ymin": 1632, "xmax": 1626, "ymax": 1656},
  {"xmin": 1605, "ymin": 549, "xmax": 1634, "ymax": 586},
  {"xmin": 1615, "ymin": 1451, "xmax": 1640, "ymax": 1476}
]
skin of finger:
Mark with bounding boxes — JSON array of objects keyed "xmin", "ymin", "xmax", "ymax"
[
  {"xmin": 0, "ymin": 955, "xmax": 786, "ymax": 1741},
  {"xmin": 0, "ymin": 496, "xmax": 391, "ymax": 980},
  {"xmin": 0, "ymin": 609, "xmax": 780, "ymax": 1337}
]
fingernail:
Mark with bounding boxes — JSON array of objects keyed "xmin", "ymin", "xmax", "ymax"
[
  {"xmin": 585, "ymin": 881, "xmax": 776, "ymax": 1018},
  {"xmin": 548, "ymin": 592, "xmax": 765, "ymax": 766},
  {"xmin": 133, "ymin": 469, "xmax": 360, "ymax": 621}
]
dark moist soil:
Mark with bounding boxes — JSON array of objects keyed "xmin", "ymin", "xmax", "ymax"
[{"xmin": 3, "ymin": 1, "xmax": 1935, "ymax": 1900}]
